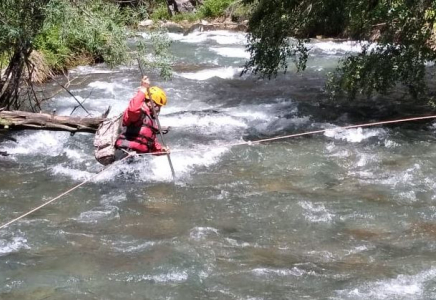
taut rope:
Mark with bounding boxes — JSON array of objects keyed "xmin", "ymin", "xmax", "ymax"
[
  {"xmin": 0, "ymin": 153, "xmax": 135, "ymax": 230},
  {"xmin": 137, "ymin": 114, "xmax": 436, "ymax": 156},
  {"xmin": 1, "ymin": 114, "xmax": 436, "ymax": 230}
]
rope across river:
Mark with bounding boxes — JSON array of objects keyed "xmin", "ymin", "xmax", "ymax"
[{"xmin": 1, "ymin": 114, "xmax": 436, "ymax": 230}]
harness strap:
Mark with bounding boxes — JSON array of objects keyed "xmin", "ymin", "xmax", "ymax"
[{"xmin": 117, "ymin": 110, "xmax": 157, "ymax": 150}]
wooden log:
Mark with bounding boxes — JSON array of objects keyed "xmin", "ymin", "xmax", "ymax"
[{"xmin": 0, "ymin": 110, "xmax": 106, "ymax": 133}]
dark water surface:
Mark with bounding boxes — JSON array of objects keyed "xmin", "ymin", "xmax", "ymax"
[{"xmin": 1, "ymin": 31, "xmax": 436, "ymax": 299}]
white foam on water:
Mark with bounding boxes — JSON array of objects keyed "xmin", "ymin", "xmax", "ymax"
[
  {"xmin": 398, "ymin": 191, "xmax": 417, "ymax": 202},
  {"xmin": 210, "ymin": 47, "xmax": 250, "ymax": 58},
  {"xmin": 378, "ymin": 164, "xmax": 420, "ymax": 188},
  {"xmin": 121, "ymin": 270, "xmax": 189, "ymax": 283},
  {"xmin": 2, "ymin": 131, "xmax": 70, "ymax": 156},
  {"xmin": 87, "ymin": 81, "xmax": 127, "ymax": 96},
  {"xmin": 52, "ymin": 95, "xmax": 87, "ymax": 108},
  {"xmin": 253, "ymin": 115, "xmax": 310, "ymax": 135},
  {"xmin": 69, "ymin": 65, "xmax": 116, "ymax": 75},
  {"xmin": 109, "ymin": 240, "xmax": 157, "ymax": 253},
  {"xmin": 3, "ymin": 280, "xmax": 25, "ymax": 293},
  {"xmin": 6, "ymin": 98, "xmax": 302, "ymax": 184},
  {"xmin": 309, "ymin": 40, "xmax": 365, "ymax": 54},
  {"xmin": 63, "ymin": 148, "xmax": 88, "ymax": 162},
  {"xmin": 336, "ymin": 268, "xmax": 436, "ymax": 299},
  {"xmin": 225, "ymin": 237, "xmax": 256, "ymax": 248},
  {"xmin": 168, "ymin": 30, "xmax": 246, "ymax": 45},
  {"xmin": 164, "ymin": 112, "xmax": 248, "ymax": 134},
  {"xmin": 223, "ymin": 100, "xmax": 303, "ymax": 132},
  {"xmin": 384, "ymin": 139, "xmax": 400, "ymax": 148},
  {"xmin": 252, "ymin": 267, "xmax": 310, "ymax": 277},
  {"xmin": 145, "ymin": 147, "xmax": 229, "ymax": 181},
  {"xmin": 209, "ymin": 31, "xmax": 247, "ymax": 45},
  {"xmin": 307, "ymin": 250, "xmax": 336, "ymax": 262},
  {"xmin": 189, "ymin": 226, "xmax": 219, "ymax": 240},
  {"xmin": 430, "ymin": 121, "xmax": 436, "ymax": 130},
  {"xmin": 324, "ymin": 127, "xmax": 386, "ymax": 143},
  {"xmin": 176, "ymin": 66, "xmax": 242, "ymax": 80},
  {"xmin": 64, "ymin": 145, "xmax": 229, "ymax": 183},
  {"xmin": 0, "ymin": 236, "xmax": 30, "ymax": 256},
  {"xmin": 50, "ymin": 97, "xmax": 116, "ymax": 120},
  {"xmin": 345, "ymin": 245, "xmax": 372, "ymax": 255},
  {"xmin": 298, "ymin": 201, "xmax": 334, "ymax": 223},
  {"xmin": 168, "ymin": 31, "xmax": 208, "ymax": 43},
  {"xmin": 226, "ymin": 109, "xmax": 270, "ymax": 121},
  {"xmin": 100, "ymin": 194, "xmax": 127, "ymax": 206},
  {"xmin": 355, "ymin": 153, "xmax": 379, "ymax": 168},
  {"xmin": 74, "ymin": 206, "xmax": 120, "ymax": 223},
  {"xmin": 51, "ymin": 165, "xmax": 95, "ymax": 181},
  {"xmin": 349, "ymin": 170, "xmax": 375, "ymax": 180}
]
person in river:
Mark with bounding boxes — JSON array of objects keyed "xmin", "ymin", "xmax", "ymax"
[{"xmin": 113, "ymin": 75, "xmax": 169, "ymax": 161}]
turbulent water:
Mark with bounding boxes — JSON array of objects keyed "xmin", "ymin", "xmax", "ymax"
[{"xmin": 2, "ymin": 30, "xmax": 436, "ymax": 300}]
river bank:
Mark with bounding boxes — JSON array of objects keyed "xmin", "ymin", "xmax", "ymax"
[{"xmin": 139, "ymin": 17, "xmax": 249, "ymax": 34}]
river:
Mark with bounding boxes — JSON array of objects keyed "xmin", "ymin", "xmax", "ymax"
[{"xmin": 1, "ymin": 30, "xmax": 436, "ymax": 299}]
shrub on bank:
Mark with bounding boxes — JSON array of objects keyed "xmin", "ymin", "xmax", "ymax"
[
  {"xmin": 34, "ymin": 0, "xmax": 130, "ymax": 70},
  {"xmin": 198, "ymin": 0, "xmax": 235, "ymax": 18},
  {"xmin": 0, "ymin": 0, "xmax": 172, "ymax": 109},
  {"xmin": 150, "ymin": 0, "xmax": 246, "ymax": 22},
  {"xmin": 150, "ymin": 2, "xmax": 171, "ymax": 20}
]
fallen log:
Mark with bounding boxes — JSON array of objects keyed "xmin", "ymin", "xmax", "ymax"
[{"xmin": 0, "ymin": 110, "xmax": 108, "ymax": 133}]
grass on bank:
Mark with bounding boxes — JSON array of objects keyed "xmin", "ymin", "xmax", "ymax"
[
  {"xmin": 150, "ymin": 0, "xmax": 251, "ymax": 23},
  {"xmin": 1, "ymin": 0, "xmax": 247, "ymax": 86},
  {"xmin": 15, "ymin": 0, "xmax": 171, "ymax": 80}
]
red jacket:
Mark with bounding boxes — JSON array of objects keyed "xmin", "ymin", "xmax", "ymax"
[{"xmin": 115, "ymin": 90, "xmax": 163, "ymax": 153}]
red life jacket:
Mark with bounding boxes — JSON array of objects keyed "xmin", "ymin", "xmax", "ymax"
[{"xmin": 115, "ymin": 110, "xmax": 160, "ymax": 153}]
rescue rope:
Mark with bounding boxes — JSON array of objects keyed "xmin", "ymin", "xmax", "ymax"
[
  {"xmin": 0, "ymin": 153, "xmax": 135, "ymax": 230},
  {"xmin": 1, "ymin": 114, "xmax": 436, "ymax": 230},
  {"xmin": 138, "ymin": 114, "xmax": 436, "ymax": 156}
]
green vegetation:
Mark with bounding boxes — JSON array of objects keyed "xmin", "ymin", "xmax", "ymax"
[
  {"xmin": 0, "ymin": 0, "xmax": 50, "ymax": 109},
  {"xmin": 0, "ymin": 0, "xmax": 172, "ymax": 110},
  {"xmin": 150, "ymin": 0, "xmax": 248, "ymax": 22},
  {"xmin": 199, "ymin": 0, "xmax": 235, "ymax": 18},
  {"xmin": 36, "ymin": 0, "xmax": 130, "ymax": 69},
  {"xmin": 150, "ymin": 2, "xmax": 171, "ymax": 21},
  {"xmin": 242, "ymin": 0, "xmax": 436, "ymax": 102},
  {"xmin": 11, "ymin": 0, "xmax": 434, "ymax": 111},
  {"xmin": 138, "ymin": 28, "xmax": 174, "ymax": 80}
]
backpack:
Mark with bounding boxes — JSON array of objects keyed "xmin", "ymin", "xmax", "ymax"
[{"xmin": 93, "ymin": 113, "xmax": 123, "ymax": 165}]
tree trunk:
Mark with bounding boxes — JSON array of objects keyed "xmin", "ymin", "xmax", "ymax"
[{"xmin": 0, "ymin": 110, "xmax": 107, "ymax": 133}]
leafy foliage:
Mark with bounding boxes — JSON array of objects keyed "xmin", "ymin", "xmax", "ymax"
[
  {"xmin": 38, "ymin": 0, "xmax": 130, "ymax": 68},
  {"xmin": 151, "ymin": 0, "xmax": 239, "ymax": 21},
  {"xmin": 138, "ymin": 28, "xmax": 174, "ymax": 80},
  {"xmin": 150, "ymin": 2, "xmax": 171, "ymax": 20},
  {"xmin": 0, "ymin": 0, "xmax": 173, "ymax": 110},
  {"xmin": 0, "ymin": 0, "xmax": 50, "ymax": 109},
  {"xmin": 243, "ymin": 0, "xmax": 436, "ymax": 101},
  {"xmin": 199, "ymin": 0, "xmax": 235, "ymax": 18}
]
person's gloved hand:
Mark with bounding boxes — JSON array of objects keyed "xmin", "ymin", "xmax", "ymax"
[
  {"xmin": 139, "ymin": 76, "xmax": 150, "ymax": 94},
  {"xmin": 152, "ymin": 146, "xmax": 170, "ymax": 156}
]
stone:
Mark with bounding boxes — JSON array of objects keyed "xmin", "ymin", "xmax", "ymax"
[
  {"xmin": 161, "ymin": 21, "xmax": 185, "ymax": 33},
  {"xmin": 138, "ymin": 19, "xmax": 154, "ymax": 29}
]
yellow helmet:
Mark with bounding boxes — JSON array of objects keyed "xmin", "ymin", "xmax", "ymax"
[{"xmin": 147, "ymin": 86, "xmax": 167, "ymax": 106}]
